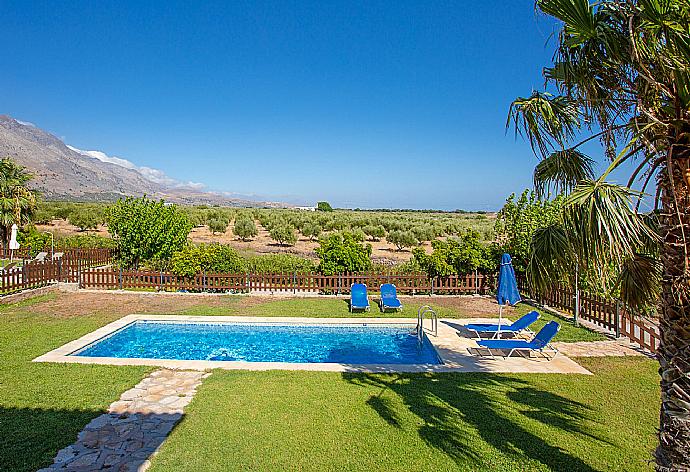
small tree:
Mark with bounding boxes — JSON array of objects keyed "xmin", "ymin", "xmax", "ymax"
[
  {"xmin": 269, "ymin": 224, "xmax": 297, "ymax": 246},
  {"xmin": 386, "ymin": 230, "xmax": 418, "ymax": 251},
  {"xmin": 301, "ymin": 221, "xmax": 322, "ymax": 241},
  {"xmin": 315, "ymin": 232, "xmax": 372, "ymax": 275},
  {"xmin": 208, "ymin": 218, "xmax": 229, "ymax": 235},
  {"xmin": 234, "ymin": 216, "xmax": 258, "ymax": 241},
  {"xmin": 363, "ymin": 224, "xmax": 386, "ymax": 241},
  {"xmin": 107, "ymin": 197, "xmax": 192, "ymax": 268},
  {"xmin": 317, "ymin": 201, "xmax": 333, "ymax": 212},
  {"xmin": 69, "ymin": 210, "xmax": 100, "ymax": 231}
]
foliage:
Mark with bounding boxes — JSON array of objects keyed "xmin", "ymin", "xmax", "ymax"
[
  {"xmin": 245, "ymin": 253, "xmax": 316, "ymax": 274},
  {"xmin": 316, "ymin": 201, "xmax": 333, "ymax": 212},
  {"xmin": 386, "ymin": 230, "xmax": 418, "ymax": 251},
  {"xmin": 57, "ymin": 233, "xmax": 116, "ymax": 249},
  {"xmin": 17, "ymin": 228, "xmax": 51, "ymax": 257},
  {"xmin": 269, "ymin": 224, "xmax": 297, "ymax": 246},
  {"xmin": 494, "ymin": 190, "xmax": 564, "ymax": 272},
  {"xmin": 315, "ymin": 232, "xmax": 372, "ymax": 275},
  {"xmin": 233, "ymin": 216, "xmax": 258, "ymax": 241},
  {"xmin": 170, "ymin": 244, "xmax": 247, "ymax": 277},
  {"xmin": 68, "ymin": 209, "xmax": 100, "ymax": 231},
  {"xmin": 208, "ymin": 218, "xmax": 229, "ymax": 235},
  {"xmin": 300, "ymin": 221, "xmax": 322, "ymax": 241},
  {"xmin": 509, "ymin": 1, "xmax": 690, "ymax": 466},
  {"xmin": 412, "ymin": 230, "xmax": 498, "ymax": 277},
  {"xmin": 0, "ymin": 157, "xmax": 37, "ymax": 247},
  {"xmin": 107, "ymin": 197, "xmax": 192, "ymax": 268},
  {"xmin": 362, "ymin": 224, "xmax": 385, "ymax": 241}
]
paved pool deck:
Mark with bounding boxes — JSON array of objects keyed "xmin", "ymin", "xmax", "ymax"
[{"xmin": 34, "ymin": 314, "xmax": 591, "ymax": 375}]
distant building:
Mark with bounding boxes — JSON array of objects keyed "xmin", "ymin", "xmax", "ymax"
[{"xmin": 295, "ymin": 206, "xmax": 316, "ymax": 211}]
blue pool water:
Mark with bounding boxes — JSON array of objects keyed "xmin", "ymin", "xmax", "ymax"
[{"xmin": 73, "ymin": 321, "xmax": 441, "ymax": 364}]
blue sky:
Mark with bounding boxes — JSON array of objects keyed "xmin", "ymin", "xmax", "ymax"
[{"xmin": 3, "ymin": 1, "xmax": 573, "ymax": 210}]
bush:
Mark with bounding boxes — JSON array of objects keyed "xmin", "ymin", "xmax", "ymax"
[
  {"xmin": 171, "ymin": 244, "xmax": 247, "ymax": 277},
  {"xmin": 57, "ymin": 234, "xmax": 116, "ymax": 249},
  {"xmin": 69, "ymin": 210, "xmax": 100, "ymax": 231},
  {"xmin": 412, "ymin": 230, "xmax": 498, "ymax": 277},
  {"xmin": 315, "ymin": 232, "xmax": 372, "ymax": 275},
  {"xmin": 300, "ymin": 222, "xmax": 322, "ymax": 241},
  {"xmin": 107, "ymin": 197, "xmax": 192, "ymax": 268},
  {"xmin": 269, "ymin": 224, "xmax": 297, "ymax": 246},
  {"xmin": 386, "ymin": 230, "xmax": 418, "ymax": 251},
  {"xmin": 208, "ymin": 218, "xmax": 229, "ymax": 235},
  {"xmin": 234, "ymin": 216, "xmax": 258, "ymax": 241},
  {"xmin": 363, "ymin": 224, "xmax": 386, "ymax": 241},
  {"xmin": 246, "ymin": 253, "xmax": 316, "ymax": 274},
  {"xmin": 17, "ymin": 228, "xmax": 51, "ymax": 257}
]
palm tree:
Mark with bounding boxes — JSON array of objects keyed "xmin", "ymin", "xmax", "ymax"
[
  {"xmin": 507, "ymin": 1, "xmax": 689, "ymax": 469},
  {"xmin": 0, "ymin": 158, "xmax": 37, "ymax": 250}
]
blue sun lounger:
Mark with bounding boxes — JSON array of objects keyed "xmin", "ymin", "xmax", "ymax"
[
  {"xmin": 476, "ymin": 320, "xmax": 560, "ymax": 360},
  {"xmin": 465, "ymin": 310, "xmax": 540, "ymax": 339},
  {"xmin": 350, "ymin": 283, "xmax": 370, "ymax": 312},
  {"xmin": 380, "ymin": 283, "xmax": 402, "ymax": 311}
]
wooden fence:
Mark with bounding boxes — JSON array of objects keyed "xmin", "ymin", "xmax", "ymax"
[
  {"xmin": 0, "ymin": 249, "xmax": 114, "ymax": 295},
  {"xmin": 522, "ymin": 281, "xmax": 661, "ymax": 354},
  {"xmin": 79, "ymin": 268, "xmax": 496, "ymax": 295}
]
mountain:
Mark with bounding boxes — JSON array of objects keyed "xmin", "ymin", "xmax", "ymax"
[{"xmin": 0, "ymin": 115, "xmax": 290, "ymax": 207}]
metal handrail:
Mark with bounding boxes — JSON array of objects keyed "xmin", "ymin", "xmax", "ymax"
[{"xmin": 417, "ymin": 305, "xmax": 438, "ymax": 338}]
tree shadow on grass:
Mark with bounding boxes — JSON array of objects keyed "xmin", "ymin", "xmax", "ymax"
[
  {"xmin": 0, "ymin": 405, "xmax": 101, "ymax": 472},
  {"xmin": 343, "ymin": 373, "xmax": 605, "ymax": 471}
]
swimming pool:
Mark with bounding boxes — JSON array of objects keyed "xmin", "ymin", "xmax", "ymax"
[{"xmin": 72, "ymin": 321, "xmax": 441, "ymax": 365}]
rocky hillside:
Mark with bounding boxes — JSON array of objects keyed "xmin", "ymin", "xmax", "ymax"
[{"xmin": 0, "ymin": 115, "xmax": 288, "ymax": 207}]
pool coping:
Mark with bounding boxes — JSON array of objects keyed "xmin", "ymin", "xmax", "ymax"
[{"xmin": 33, "ymin": 314, "xmax": 592, "ymax": 374}]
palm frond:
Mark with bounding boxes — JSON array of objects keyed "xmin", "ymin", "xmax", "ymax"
[
  {"xmin": 564, "ymin": 180, "xmax": 658, "ymax": 265},
  {"xmin": 534, "ymin": 148, "xmax": 595, "ymax": 197},
  {"xmin": 615, "ymin": 252, "xmax": 661, "ymax": 311},
  {"xmin": 527, "ymin": 223, "xmax": 573, "ymax": 293},
  {"xmin": 507, "ymin": 92, "xmax": 581, "ymax": 158}
]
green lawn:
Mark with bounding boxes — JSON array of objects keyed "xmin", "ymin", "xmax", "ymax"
[
  {"xmin": 150, "ymin": 357, "xmax": 657, "ymax": 472},
  {"xmin": 0, "ymin": 294, "xmax": 648, "ymax": 472}
]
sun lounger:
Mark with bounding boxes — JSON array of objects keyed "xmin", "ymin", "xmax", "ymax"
[
  {"xmin": 380, "ymin": 283, "xmax": 402, "ymax": 311},
  {"xmin": 34, "ymin": 252, "xmax": 48, "ymax": 262},
  {"xmin": 350, "ymin": 283, "xmax": 370, "ymax": 312},
  {"xmin": 465, "ymin": 310, "xmax": 540, "ymax": 339},
  {"xmin": 476, "ymin": 320, "xmax": 560, "ymax": 360}
]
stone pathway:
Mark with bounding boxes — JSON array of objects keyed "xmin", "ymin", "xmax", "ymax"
[
  {"xmin": 552, "ymin": 340, "xmax": 648, "ymax": 357},
  {"xmin": 39, "ymin": 369, "xmax": 209, "ymax": 472}
]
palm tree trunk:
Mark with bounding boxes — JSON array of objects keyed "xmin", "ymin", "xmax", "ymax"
[{"xmin": 655, "ymin": 150, "xmax": 690, "ymax": 471}]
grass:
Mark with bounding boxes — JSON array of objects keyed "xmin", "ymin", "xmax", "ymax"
[
  {"xmin": 0, "ymin": 300, "xmax": 152, "ymax": 472},
  {"xmin": 150, "ymin": 357, "xmax": 658, "ymax": 472},
  {"xmin": 178, "ymin": 296, "xmax": 605, "ymax": 342},
  {"xmin": 0, "ymin": 293, "xmax": 643, "ymax": 472}
]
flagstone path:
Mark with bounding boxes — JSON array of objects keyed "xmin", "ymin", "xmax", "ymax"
[{"xmin": 38, "ymin": 369, "xmax": 209, "ymax": 472}]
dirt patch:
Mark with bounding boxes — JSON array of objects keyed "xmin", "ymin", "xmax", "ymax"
[
  {"xmin": 36, "ymin": 219, "xmax": 433, "ymax": 263},
  {"xmin": 21, "ymin": 291, "xmax": 269, "ymax": 318}
]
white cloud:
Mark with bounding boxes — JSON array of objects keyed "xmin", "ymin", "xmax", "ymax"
[{"xmin": 67, "ymin": 145, "xmax": 206, "ymax": 190}]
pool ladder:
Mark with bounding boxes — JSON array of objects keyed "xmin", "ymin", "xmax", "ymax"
[{"xmin": 416, "ymin": 305, "xmax": 438, "ymax": 340}]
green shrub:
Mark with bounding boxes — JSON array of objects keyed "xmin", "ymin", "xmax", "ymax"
[
  {"xmin": 171, "ymin": 244, "xmax": 247, "ymax": 277},
  {"xmin": 412, "ymin": 230, "xmax": 498, "ymax": 276},
  {"xmin": 300, "ymin": 222, "xmax": 322, "ymax": 241},
  {"xmin": 316, "ymin": 233, "xmax": 372, "ymax": 275},
  {"xmin": 363, "ymin": 224, "xmax": 386, "ymax": 241},
  {"xmin": 269, "ymin": 224, "xmax": 297, "ymax": 246},
  {"xmin": 234, "ymin": 216, "xmax": 258, "ymax": 241},
  {"xmin": 57, "ymin": 234, "xmax": 116, "ymax": 249},
  {"xmin": 246, "ymin": 253, "xmax": 316, "ymax": 274},
  {"xmin": 386, "ymin": 230, "xmax": 418, "ymax": 251},
  {"xmin": 107, "ymin": 197, "xmax": 192, "ymax": 268},
  {"xmin": 69, "ymin": 210, "xmax": 100, "ymax": 231},
  {"xmin": 208, "ymin": 218, "xmax": 229, "ymax": 235}
]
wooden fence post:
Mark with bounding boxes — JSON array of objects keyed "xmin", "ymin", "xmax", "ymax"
[
  {"xmin": 615, "ymin": 300, "xmax": 621, "ymax": 338},
  {"xmin": 119, "ymin": 268, "xmax": 123, "ymax": 290},
  {"xmin": 293, "ymin": 272, "xmax": 296, "ymax": 294}
]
